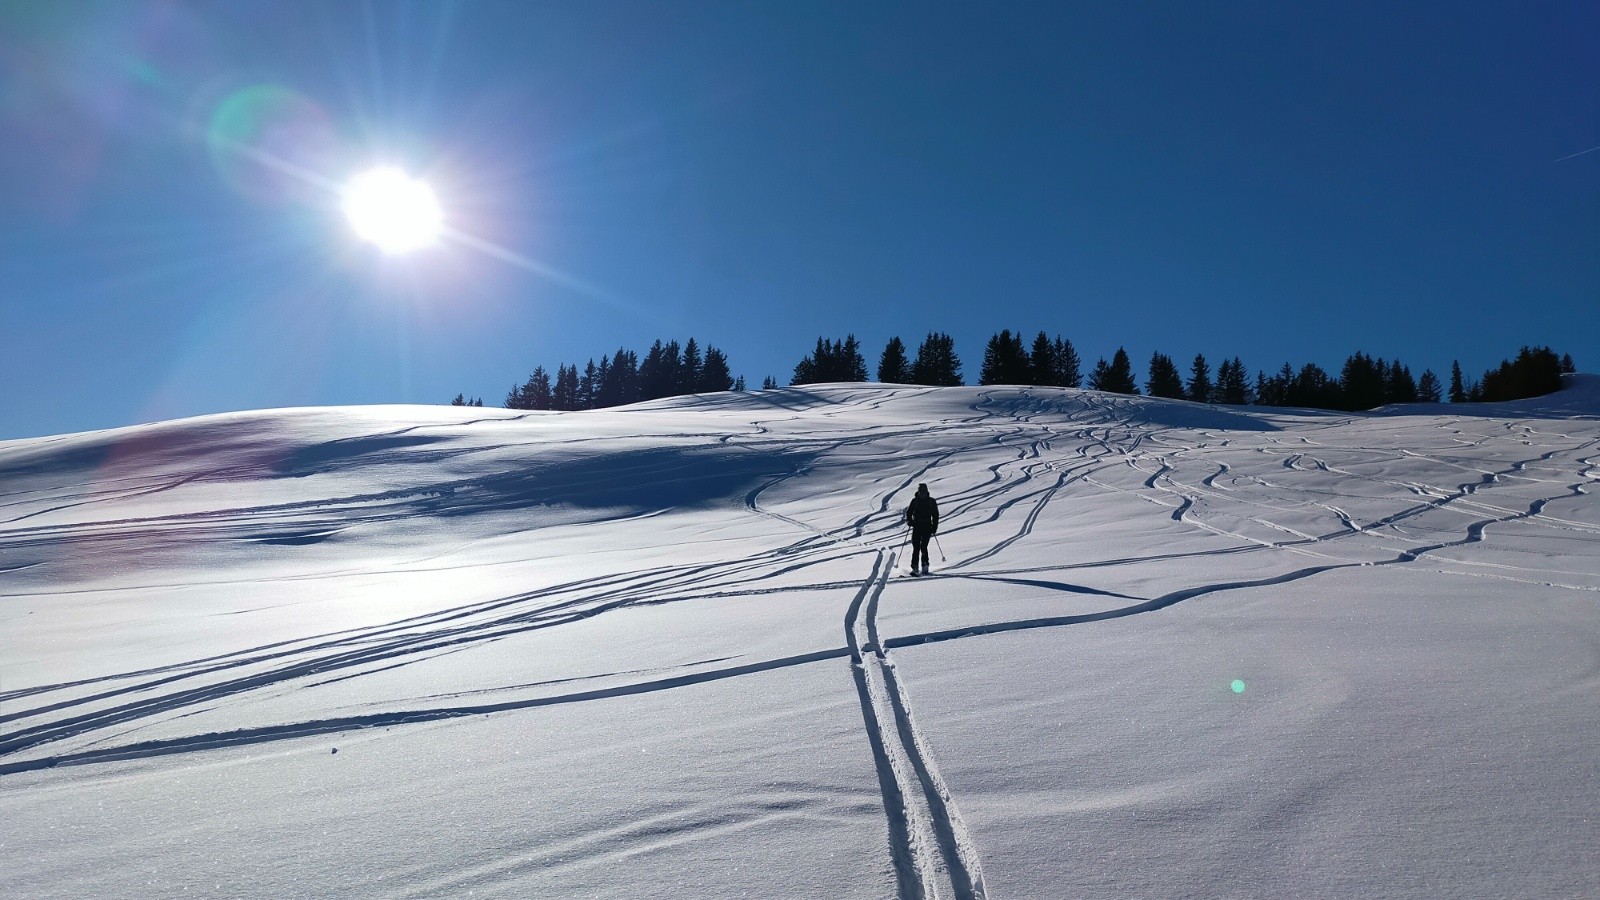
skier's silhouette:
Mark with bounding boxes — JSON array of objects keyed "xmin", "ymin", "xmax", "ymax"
[{"xmin": 904, "ymin": 483, "xmax": 939, "ymax": 575}]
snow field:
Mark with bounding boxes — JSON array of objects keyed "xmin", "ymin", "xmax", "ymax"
[{"xmin": 3, "ymin": 379, "xmax": 1599, "ymax": 897}]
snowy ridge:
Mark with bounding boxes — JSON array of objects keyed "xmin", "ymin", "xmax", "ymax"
[{"xmin": 4, "ymin": 381, "xmax": 1600, "ymax": 897}]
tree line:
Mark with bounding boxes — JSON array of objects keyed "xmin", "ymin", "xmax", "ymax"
[
  {"xmin": 472, "ymin": 332, "xmax": 1576, "ymax": 412},
  {"xmin": 1449, "ymin": 347, "xmax": 1574, "ymax": 404},
  {"xmin": 794, "ymin": 332, "xmax": 969, "ymax": 386},
  {"xmin": 500, "ymin": 337, "xmax": 741, "ymax": 411},
  {"xmin": 798, "ymin": 330, "xmax": 1575, "ymax": 410}
]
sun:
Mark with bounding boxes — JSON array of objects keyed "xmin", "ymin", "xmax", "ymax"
[{"xmin": 341, "ymin": 166, "xmax": 442, "ymax": 254}]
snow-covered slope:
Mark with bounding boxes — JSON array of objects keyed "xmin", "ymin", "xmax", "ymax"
[{"xmin": 3, "ymin": 380, "xmax": 1598, "ymax": 898}]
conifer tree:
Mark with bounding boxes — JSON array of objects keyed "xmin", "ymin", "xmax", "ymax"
[
  {"xmin": 1088, "ymin": 358, "xmax": 1110, "ymax": 391},
  {"xmin": 1187, "ymin": 354, "xmax": 1213, "ymax": 403},
  {"xmin": 1256, "ymin": 362, "xmax": 1297, "ymax": 407},
  {"xmin": 1385, "ymin": 360, "xmax": 1418, "ymax": 404},
  {"xmin": 1417, "ymin": 370, "xmax": 1442, "ymax": 403},
  {"xmin": 552, "ymin": 364, "xmax": 580, "ymax": 411},
  {"xmin": 639, "ymin": 340, "xmax": 686, "ymax": 399},
  {"xmin": 910, "ymin": 332, "xmax": 963, "ymax": 386},
  {"xmin": 640, "ymin": 341, "xmax": 666, "ymax": 396},
  {"xmin": 1216, "ymin": 357, "xmax": 1251, "ymax": 404},
  {"xmin": 1145, "ymin": 352, "xmax": 1185, "ymax": 399},
  {"xmin": 621, "ymin": 350, "xmax": 640, "ymax": 403},
  {"xmin": 1106, "ymin": 347, "xmax": 1138, "ymax": 394},
  {"xmin": 682, "ymin": 338, "xmax": 704, "ymax": 393},
  {"xmin": 662, "ymin": 340, "xmax": 684, "ymax": 395},
  {"xmin": 1088, "ymin": 348, "xmax": 1137, "ymax": 394},
  {"xmin": 1029, "ymin": 332, "xmax": 1056, "ymax": 386},
  {"xmin": 451, "ymin": 393, "xmax": 467, "ymax": 406},
  {"xmin": 842, "ymin": 335, "xmax": 869, "ymax": 381},
  {"xmin": 878, "ymin": 337, "xmax": 912, "ymax": 383},
  {"xmin": 1053, "ymin": 336, "xmax": 1081, "ymax": 388},
  {"xmin": 1561, "ymin": 353, "xmax": 1576, "ymax": 374},
  {"xmin": 1339, "ymin": 352, "xmax": 1385, "ymax": 410},
  {"xmin": 605, "ymin": 348, "xmax": 639, "ymax": 406},
  {"xmin": 524, "ymin": 366, "xmax": 553, "ymax": 410},
  {"xmin": 593, "ymin": 355, "xmax": 613, "ymax": 406},
  {"xmin": 550, "ymin": 364, "xmax": 567, "ymax": 411},
  {"xmin": 580, "ymin": 359, "xmax": 598, "ymax": 409},
  {"xmin": 700, "ymin": 346, "xmax": 734, "ymax": 392},
  {"xmin": 733, "ymin": 375, "xmax": 746, "ymax": 391},
  {"xmin": 980, "ymin": 330, "xmax": 1030, "ymax": 385},
  {"xmin": 1449, "ymin": 361, "xmax": 1467, "ymax": 403},
  {"xmin": 762, "ymin": 375, "xmax": 778, "ymax": 390}
]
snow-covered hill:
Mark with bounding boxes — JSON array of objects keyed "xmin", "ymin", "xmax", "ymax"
[{"xmin": 4, "ymin": 380, "xmax": 1599, "ymax": 897}]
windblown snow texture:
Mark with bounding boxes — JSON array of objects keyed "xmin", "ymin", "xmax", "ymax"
[{"xmin": 4, "ymin": 380, "xmax": 1599, "ymax": 897}]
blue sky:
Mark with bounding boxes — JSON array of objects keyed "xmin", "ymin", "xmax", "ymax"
[{"xmin": 1, "ymin": 1, "xmax": 1595, "ymax": 438}]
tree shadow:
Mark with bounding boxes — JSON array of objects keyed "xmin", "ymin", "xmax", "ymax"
[{"xmin": 272, "ymin": 434, "xmax": 455, "ymax": 477}]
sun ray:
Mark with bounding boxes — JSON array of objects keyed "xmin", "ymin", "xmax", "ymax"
[{"xmin": 440, "ymin": 227, "xmax": 612, "ymax": 301}]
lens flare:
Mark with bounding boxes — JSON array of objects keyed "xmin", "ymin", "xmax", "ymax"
[
  {"xmin": 342, "ymin": 167, "xmax": 442, "ymax": 254},
  {"xmin": 206, "ymin": 85, "xmax": 338, "ymax": 204},
  {"xmin": 1231, "ymin": 679, "xmax": 1246, "ymax": 694}
]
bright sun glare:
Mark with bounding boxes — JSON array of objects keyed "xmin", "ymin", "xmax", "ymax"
[{"xmin": 342, "ymin": 166, "xmax": 442, "ymax": 255}]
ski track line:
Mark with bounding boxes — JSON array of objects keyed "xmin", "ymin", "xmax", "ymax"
[
  {"xmin": 844, "ymin": 552, "xmax": 922, "ymax": 897},
  {"xmin": 0, "ymin": 538, "xmax": 866, "ymax": 748},
  {"xmin": 892, "ymin": 467, "xmax": 1596, "ymax": 651},
  {"xmin": 846, "ymin": 550, "xmax": 984, "ymax": 900},
  {"xmin": 5, "ymin": 464, "xmax": 891, "ymax": 762},
  {"xmin": 0, "ymin": 648, "xmax": 854, "ymax": 776},
  {"xmin": 3, "ymin": 512, "xmax": 864, "ymax": 714},
  {"xmin": 1117, "ymin": 433, "xmax": 1600, "ymax": 566}
]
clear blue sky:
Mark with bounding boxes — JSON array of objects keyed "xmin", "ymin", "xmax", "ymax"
[{"xmin": 2, "ymin": 1, "xmax": 1595, "ymax": 438}]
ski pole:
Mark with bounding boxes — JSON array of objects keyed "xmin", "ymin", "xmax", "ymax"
[{"xmin": 933, "ymin": 534, "xmax": 946, "ymax": 562}]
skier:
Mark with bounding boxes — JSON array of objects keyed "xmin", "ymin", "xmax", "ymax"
[{"xmin": 904, "ymin": 483, "xmax": 939, "ymax": 575}]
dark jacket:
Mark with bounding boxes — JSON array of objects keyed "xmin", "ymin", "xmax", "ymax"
[{"xmin": 906, "ymin": 493, "xmax": 939, "ymax": 534}]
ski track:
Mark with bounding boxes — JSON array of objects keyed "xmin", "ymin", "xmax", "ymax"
[{"xmin": 846, "ymin": 551, "xmax": 984, "ymax": 900}]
